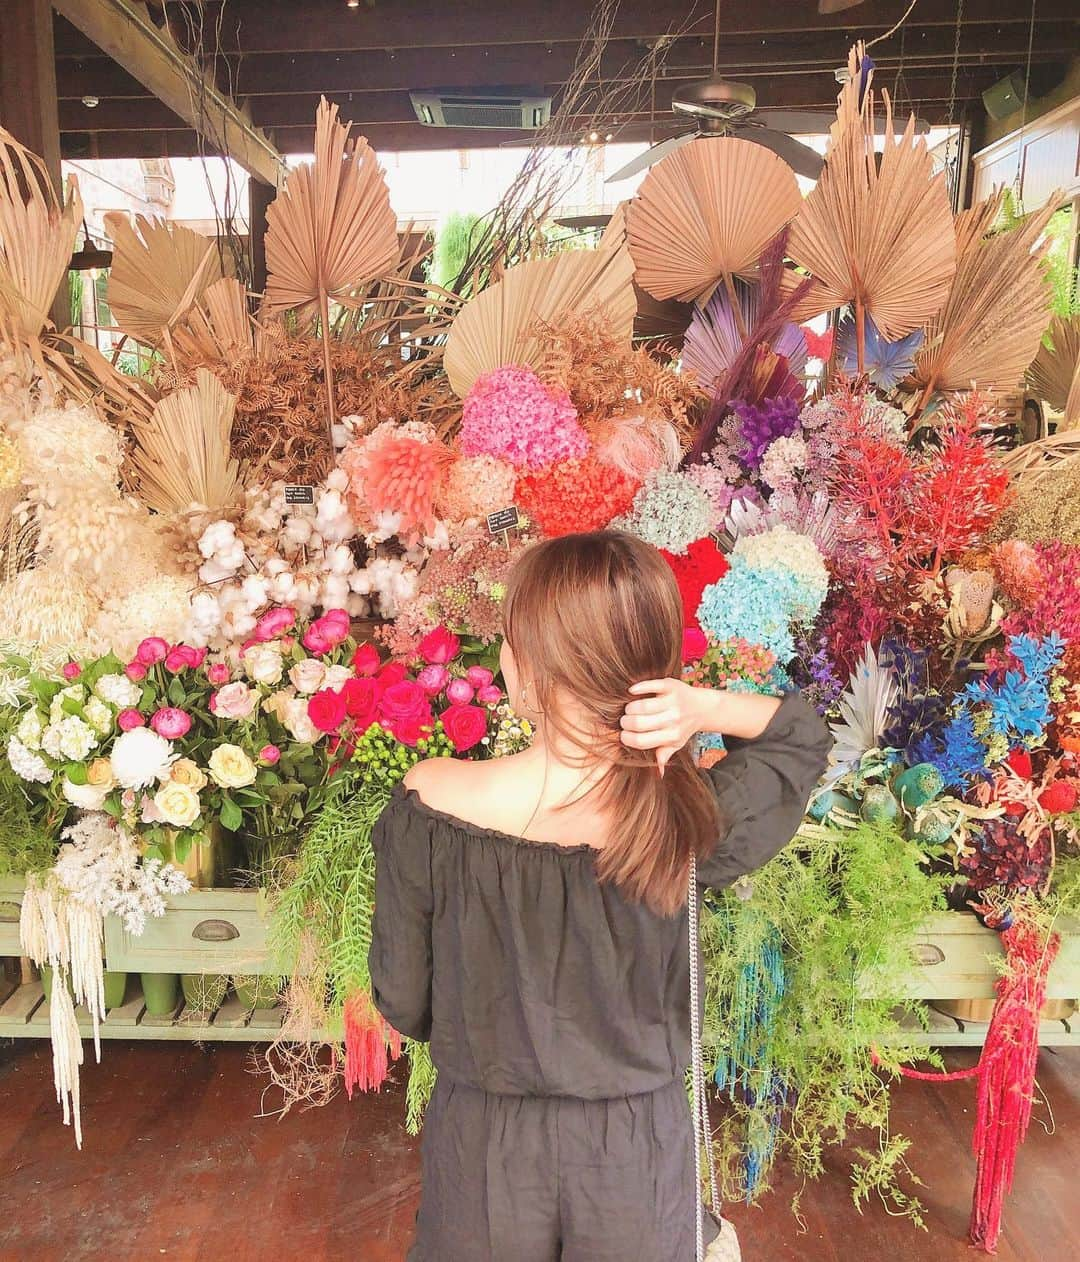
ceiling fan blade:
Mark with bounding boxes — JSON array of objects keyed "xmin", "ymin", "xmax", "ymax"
[
  {"xmin": 737, "ymin": 127, "xmax": 824, "ymax": 180},
  {"xmin": 605, "ymin": 131, "xmax": 697, "ymax": 183},
  {"xmin": 751, "ymin": 109, "xmax": 840, "ymax": 134}
]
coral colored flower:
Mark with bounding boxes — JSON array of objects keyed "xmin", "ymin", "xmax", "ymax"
[
  {"xmin": 437, "ymin": 454, "xmax": 517, "ymax": 521},
  {"xmin": 466, "ymin": 666, "xmax": 494, "ymax": 689},
  {"xmin": 258, "ymin": 744, "xmax": 281, "ymax": 765},
  {"xmin": 441, "ymin": 703, "xmax": 488, "ymax": 752},
  {"xmin": 460, "ymin": 366, "xmax": 588, "ymax": 470},
  {"xmin": 476, "ymin": 684, "xmax": 502, "ymax": 705},
  {"xmin": 135, "ymin": 636, "xmax": 169, "ymax": 666},
  {"xmin": 151, "ymin": 707, "xmax": 192, "ymax": 740},
  {"xmin": 1006, "ymin": 749, "xmax": 1033, "ymax": 780},
  {"xmin": 308, "ymin": 688, "xmax": 348, "ymax": 734},
  {"xmin": 207, "ymin": 662, "xmax": 231, "ymax": 686},
  {"xmin": 117, "ymin": 709, "xmax": 145, "ymax": 732},
  {"xmin": 516, "ymin": 456, "xmax": 639, "ymax": 538},
  {"xmin": 416, "ymin": 664, "xmax": 450, "ymax": 696},
  {"xmin": 62, "ymin": 661, "xmax": 81, "ymax": 681},
  {"xmin": 254, "ymin": 606, "xmax": 296, "ymax": 643},
  {"xmin": 124, "ymin": 661, "xmax": 147, "ymax": 682},
  {"xmin": 1039, "ymin": 781, "xmax": 1078, "ymax": 814},
  {"xmin": 682, "ymin": 627, "xmax": 708, "ymax": 663},
  {"xmin": 418, "ymin": 625, "xmax": 461, "ymax": 665},
  {"xmin": 364, "ymin": 436, "xmax": 451, "ymax": 542},
  {"xmin": 446, "ymin": 678, "xmax": 475, "ymax": 705},
  {"xmin": 352, "ymin": 643, "xmax": 380, "ymax": 676}
]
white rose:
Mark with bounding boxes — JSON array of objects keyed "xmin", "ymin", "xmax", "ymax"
[
  {"xmin": 282, "ymin": 697, "xmax": 321, "ymax": 744},
  {"xmin": 288, "ymin": 659, "xmax": 326, "ymax": 695},
  {"xmin": 16, "ymin": 710, "xmax": 43, "ymax": 750},
  {"xmin": 322, "ymin": 665, "xmax": 352, "ymax": 690},
  {"xmin": 95, "ymin": 673, "xmax": 141, "ymax": 708},
  {"xmin": 153, "ymin": 781, "xmax": 202, "ymax": 828},
  {"xmin": 110, "ymin": 727, "xmax": 175, "ymax": 789},
  {"xmin": 207, "ymin": 743, "xmax": 257, "ymax": 789},
  {"xmin": 243, "ymin": 643, "xmax": 284, "ymax": 686}
]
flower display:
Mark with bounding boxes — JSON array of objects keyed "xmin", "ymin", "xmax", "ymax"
[
  {"xmin": 459, "ymin": 366, "xmax": 589, "ymax": 470},
  {"xmin": 611, "ymin": 469, "xmax": 715, "ymax": 555},
  {"xmin": 515, "ymin": 455, "xmax": 639, "ymax": 538}
]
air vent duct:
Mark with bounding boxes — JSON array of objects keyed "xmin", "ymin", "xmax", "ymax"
[{"xmin": 410, "ymin": 90, "xmax": 551, "ymax": 130}]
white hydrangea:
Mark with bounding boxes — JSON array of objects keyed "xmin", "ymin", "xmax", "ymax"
[
  {"xmin": 7, "ymin": 734, "xmax": 52, "ymax": 783},
  {"xmin": 16, "ymin": 709, "xmax": 43, "ymax": 750},
  {"xmin": 95, "ymin": 673, "xmax": 142, "ymax": 709},
  {"xmin": 83, "ymin": 697, "xmax": 114, "ymax": 736},
  {"xmin": 109, "ymin": 727, "xmax": 175, "ymax": 789},
  {"xmin": 41, "ymin": 724, "xmax": 63, "ymax": 758},
  {"xmin": 55, "ymin": 715, "xmax": 98, "ymax": 760},
  {"xmin": 49, "ymin": 684, "xmax": 86, "ymax": 726}
]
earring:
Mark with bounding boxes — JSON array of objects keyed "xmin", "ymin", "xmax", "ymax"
[{"xmin": 520, "ymin": 680, "xmax": 541, "ymax": 715}]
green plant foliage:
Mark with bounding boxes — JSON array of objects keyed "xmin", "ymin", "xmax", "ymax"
[
  {"xmin": 404, "ymin": 1039, "xmax": 437, "ymax": 1135},
  {"xmin": 702, "ymin": 819, "xmax": 946, "ymax": 1223},
  {"xmin": 430, "ymin": 212, "xmax": 481, "ymax": 290}
]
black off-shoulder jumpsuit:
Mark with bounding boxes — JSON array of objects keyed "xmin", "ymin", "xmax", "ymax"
[{"xmin": 369, "ymin": 692, "xmax": 831, "ymax": 1262}]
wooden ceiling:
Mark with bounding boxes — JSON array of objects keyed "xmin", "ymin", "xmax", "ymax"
[{"xmin": 56, "ymin": 0, "xmax": 1077, "ymax": 161}]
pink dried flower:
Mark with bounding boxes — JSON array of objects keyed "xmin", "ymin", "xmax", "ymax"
[
  {"xmin": 460, "ymin": 365, "xmax": 588, "ymax": 470},
  {"xmin": 437, "ymin": 454, "xmax": 517, "ymax": 521}
]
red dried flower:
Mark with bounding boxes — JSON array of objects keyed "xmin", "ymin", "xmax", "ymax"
[
  {"xmin": 660, "ymin": 536, "xmax": 730, "ymax": 628},
  {"xmin": 515, "ymin": 457, "xmax": 639, "ymax": 538}
]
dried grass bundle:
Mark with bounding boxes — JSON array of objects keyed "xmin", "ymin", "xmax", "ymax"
[
  {"xmin": 0, "ymin": 127, "xmax": 82, "ymax": 338},
  {"xmin": 627, "ymin": 136, "xmax": 801, "ymax": 311},
  {"xmin": 1027, "ymin": 314, "xmax": 1080, "ymax": 427},
  {"xmin": 129, "ymin": 367, "xmax": 241, "ymax": 513},
  {"xmin": 444, "ymin": 244, "xmax": 635, "ymax": 397},
  {"xmin": 786, "ymin": 43, "xmax": 955, "ymax": 366},
  {"xmin": 105, "ymin": 213, "xmax": 228, "ymax": 348},
  {"xmin": 911, "ymin": 190, "xmax": 1056, "ymax": 402}
]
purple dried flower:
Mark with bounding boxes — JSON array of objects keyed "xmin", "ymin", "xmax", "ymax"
[{"xmin": 734, "ymin": 396, "xmax": 801, "ymax": 469}]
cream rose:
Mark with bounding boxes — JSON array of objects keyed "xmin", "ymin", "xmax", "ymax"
[
  {"xmin": 153, "ymin": 781, "xmax": 202, "ymax": 829},
  {"xmin": 208, "ymin": 743, "xmax": 257, "ymax": 789},
  {"xmin": 243, "ymin": 643, "xmax": 285, "ymax": 686},
  {"xmin": 211, "ymin": 681, "xmax": 257, "ymax": 720},
  {"xmin": 322, "ymin": 664, "xmax": 352, "ymax": 690},
  {"xmin": 86, "ymin": 757, "xmax": 116, "ymax": 789},
  {"xmin": 288, "ymin": 658, "xmax": 326, "ymax": 695},
  {"xmin": 282, "ymin": 696, "xmax": 322, "ymax": 744},
  {"xmin": 170, "ymin": 758, "xmax": 208, "ymax": 791}
]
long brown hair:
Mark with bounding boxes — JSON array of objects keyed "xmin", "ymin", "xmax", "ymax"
[{"xmin": 503, "ymin": 530, "xmax": 723, "ymax": 916}]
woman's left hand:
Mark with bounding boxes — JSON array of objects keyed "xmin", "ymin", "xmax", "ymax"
[{"xmin": 619, "ymin": 678, "xmax": 708, "ymax": 773}]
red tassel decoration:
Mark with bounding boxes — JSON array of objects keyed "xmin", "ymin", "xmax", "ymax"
[{"xmin": 342, "ymin": 990, "xmax": 404, "ymax": 1098}]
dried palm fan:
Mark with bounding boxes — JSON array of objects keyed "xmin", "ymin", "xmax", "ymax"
[
  {"xmin": 0, "ymin": 126, "xmax": 82, "ymax": 338},
  {"xmin": 263, "ymin": 97, "xmax": 399, "ymax": 444},
  {"xmin": 1027, "ymin": 314, "xmax": 1080, "ymax": 428},
  {"xmin": 626, "ymin": 136, "xmax": 801, "ymax": 323},
  {"xmin": 910, "ymin": 189, "xmax": 1056, "ymax": 408},
  {"xmin": 105, "ymin": 212, "xmax": 229, "ymax": 349},
  {"xmin": 168, "ymin": 276, "xmax": 257, "ymax": 366},
  {"xmin": 444, "ymin": 243, "xmax": 636, "ymax": 397},
  {"xmin": 128, "ymin": 367, "xmax": 241, "ymax": 514},
  {"xmin": 998, "ymin": 428, "xmax": 1080, "ymax": 486},
  {"xmin": 786, "ymin": 43, "xmax": 955, "ymax": 371}
]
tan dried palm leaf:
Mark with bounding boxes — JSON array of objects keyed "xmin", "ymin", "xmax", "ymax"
[
  {"xmin": 169, "ymin": 277, "xmax": 256, "ymax": 366},
  {"xmin": 128, "ymin": 367, "xmax": 241, "ymax": 514},
  {"xmin": 105, "ymin": 212, "xmax": 227, "ymax": 348},
  {"xmin": 626, "ymin": 137, "xmax": 801, "ymax": 321},
  {"xmin": 444, "ymin": 243, "xmax": 636, "ymax": 397},
  {"xmin": 911, "ymin": 189, "xmax": 1056, "ymax": 404},
  {"xmin": 786, "ymin": 43, "xmax": 955, "ymax": 366},
  {"xmin": 1027, "ymin": 314, "xmax": 1080, "ymax": 427},
  {"xmin": 0, "ymin": 127, "xmax": 82, "ymax": 338}
]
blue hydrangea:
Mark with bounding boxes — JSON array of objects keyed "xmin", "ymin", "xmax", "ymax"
[{"xmin": 697, "ymin": 558, "xmax": 811, "ymax": 664}]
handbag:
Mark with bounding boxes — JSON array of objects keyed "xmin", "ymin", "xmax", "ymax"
[{"xmin": 689, "ymin": 855, "xmax": 742, "ymax": 1262}]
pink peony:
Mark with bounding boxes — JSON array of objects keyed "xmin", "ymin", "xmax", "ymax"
[
  {"xmin": 210, "ymin": 682, "xmax": 257, "ymax": 720},
  {"xmin": 477, "ymin": 684, "xmax": 502, "ymax": 705},
  {"xmin": 441, "ymin": 703, "xmax": 488, "ymax": 753},
  {"xmin": 418, "ymin": 626, "xmax": 460, "ymax": 665},
  {"xmin": 416, "ymin": 664, "xmax": 450, "ymax": 696},
  {"xmin": 165, "ymin": 645, "xmax": 205, "ymax": 672},
  {"xmin": 151, "ymin": 707, "xmax": 192, "ymax": 740},
  {"xmin": 304, "ymin": 611, "xmax": 350, "ymax": 654},
  {"xmin": 446, "ymin": 678, "xmax": 475, "ymax": 705},
  {"xmin": 308, "ymin": 687, "xmax": 348, "ymax": 734},
  {"xmin": 466, "ymin": 666, "xmax": 494, "ymax": 689},
  {"xmin": 302, "ymin": 627, "xmax": 332, "ymax": 655},
  {"xmin": 258, "ymin": 744, "xmax": 281, "ymax": 765},
  {"xmin": 254, "ymin": 607, "xmax": 296, "ymax": 643},
  {"xmin": 117, "ymin": 709, "xmax": 145, "ymax": 732},
  {"xmin": 351, "ymin": 642, "xmax": 380, "ymax": 677},
  {"xmin": 207, "ymin": 662, "xmax": 231, "ymax": 685},
  {"xmin": 125, "ymin": 661, "xmax": 147, "ymax": 682},
  {"xmin": 682, "ymin": 627, "xmax": 709, "ymax": 664},
  {"xmin": 62, "ymin": 661, "xmax": 81, "ymax": 681},
  {"xmin": 135, "ymin": 637, "xmax": 169, "ymax": 666}
]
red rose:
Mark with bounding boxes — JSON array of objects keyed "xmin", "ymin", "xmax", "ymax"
[
  {"xmin": 418, "ymin": 626, "xmax": 461, "ymax": 665},
  {"xmin": 378, "ymin": 661, "xmax": 409, "ymax": 688},
  {"xmin": 380, "ymin": 680, "xmax": 430, "ymax": 724},
  {"xmin": 682, "ymin": 627, "xmax": 708, "ymax": 664},
  {"xmin": 308, "ymin": 687, "xmax": 348, "ymax": 733},
  {"xmin": 440, "ymin": 703, "xmax": 488, "ymax": 753},
  {"xmin": 343, "ymin": 677, "xmax": 379, "ymax": 731},
  {"xmin": 352, "ymin": 643, "xmax": 381, "ymax": 677}
]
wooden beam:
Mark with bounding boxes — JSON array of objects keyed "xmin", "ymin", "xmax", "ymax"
[
  {"xmin": 248, "ymin": 176, "xmax": 273, "ymax": 294},
  {"xmin": 51, "ymin": 0, "xmax": 287, "ymax": 187}
]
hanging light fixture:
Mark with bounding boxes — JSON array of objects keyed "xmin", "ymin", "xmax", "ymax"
[{"xmin": 68, "ymin": 219, "xmax": 112, "ymax": 272}]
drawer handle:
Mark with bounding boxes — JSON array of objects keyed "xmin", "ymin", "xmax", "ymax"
[
  {"xmin": 0, "ymin": 900, "xmax": 20, "ymax": 924},
  {"xmin": 192, "ymin": 919, "xmax": 240, "ymax": 943},
  {"xmin": 913, "ymin": 943, "xmax": 945, "ymax": 967}
]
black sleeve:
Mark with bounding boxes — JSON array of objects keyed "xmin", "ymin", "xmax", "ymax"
[
  {"xmin": 697, "ymin": 691, "xmax": 832, "ymax": 889},
  {"xmin": 369, "ymin": 793, "xmax": 434, "ymax": 1041}
]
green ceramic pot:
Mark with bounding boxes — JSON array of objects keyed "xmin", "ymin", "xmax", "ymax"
[
  {"xmin": 40, "ymin": 965, "xmax": 71, "ymax": 1002},
  {"xmin": 103, "ymin": 970, "xmax": 128, "ymax": 1010},
  {"xmin": 232, "ymin": 973, "xmax": 282, "ymax": 1010},
  {"xmin": 181, "ymin": 972, "xmax": 228, "ymax": 1013},
  {"xmin": 140, "ymin": 971, "xmax": 180, "ymax": 1016}
]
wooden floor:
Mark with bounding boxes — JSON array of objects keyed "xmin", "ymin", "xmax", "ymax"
[{"xmin": 1, "ymin": 1040, "xmax": 1078, "ymax": 1262}]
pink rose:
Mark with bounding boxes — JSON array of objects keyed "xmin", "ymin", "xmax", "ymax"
[
  {"xmin": 207, "ymin": 662, "xmax": 231, "ymax": 685},
  {"xmin": 151, "ymin": 707, "xmax": 192, "ymax": 740},
  {"xmin": 466, "ymin": 666, "xmax": 494, "ymax": 689},
  {"xmin": 682, "ymin": 627, "xmax": 708, "ymax": 664},
  {"xmin": 446, "ymin": 678, "xmax": 475, "ymax": 705},
  {"xmin": 135, "ymin": 637, "xmax": 169, "ymax": 666},
  {"xmin": 165, "ymin": 645, "xmax": 203, "ymax": 672},
  {"xmin": 302, "ymin": 627, "xmax": 332, "ymax": 655},
  {"xmin": 254, "ymin": 607, "xmax": 296, "ymax": 643},
  {"xmin": 125, "ymin": 661, "xmax": 147, "ymax": 682},
  {"xmin": 210, "ymin": 682, "xmax": 257, "ymax": 720},
  {"xmin": 117, "ymin": 709, "xmax": 145, "ymax": 732},
  {"xmin": 351, "ymin": 643, "xmax": 380, "ymax": 677},
  {"xmin": 62, "ymin": 661, "xmax": 81, "ymax": 681},
  {"xmin": 258, "ymin": 744, "xmax": 281, "ymax": 765},
  {"xmin": 477, "ymin": 684, "xmax": 502, "ymax": 705},
  {"xmin": 417, "ymin": 626, "xmax": 461, "ymax": 665},
  {"xmin": 440, "ymin": 703, "xmax": 488, "ymax": 753},
  {"xmin": 308, "ymin": 687, "xmax": 348, "ymax": 734},
  {"xmin": 416, "ymin": 664, "xmax": 450, "ymax": 696}
]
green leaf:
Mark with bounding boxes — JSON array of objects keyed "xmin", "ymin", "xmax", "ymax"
[
  {"xmin": 167, "ymin": 676, "xmax": 187, "ymax": 706},
  {"xmin": 219, "ymin": 795, "xmax": 243, "ymax": 831},
  {"xmin": 143, "ymin": 843, "xmax": 166, "ymax": 863},
  {"xmin": 173, "ymin": 832, "xmax": 192, "ymax": 863}
]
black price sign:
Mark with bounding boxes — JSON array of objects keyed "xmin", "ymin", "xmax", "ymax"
[
  {"xmin": 486, "ymin": 505, "xmax": 520, "ymax": 535},
  {"xmin": 284, "ymin": 484, "xmax": 315, "ymax": 505}
]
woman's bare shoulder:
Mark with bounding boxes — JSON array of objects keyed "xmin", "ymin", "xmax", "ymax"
[{"xmin": 403, "ymin": 755, "xmax": 531, "ymax": 829}]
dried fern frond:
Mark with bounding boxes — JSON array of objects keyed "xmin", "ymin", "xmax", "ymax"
[
  {"xmin": 0, "ymin": 126, "xmax": 82, "ymax": 337},
  {"xmin": 786, "ymin": 43, "xmax": 955, "ymax": 361},
  {"xmin": 911, "ymin": 189, "xmax": 1056, "ymax": 401},
  {"xmin": 444, "ymin": 243, "xmax": 635, "ymax": 397},
  {"xmin": 627, "ymin": 136, "xmax": 801, "ymax": 308},
  {"xmin": 1027, "ymin": 313, "xmax": 1080, "ymax": 427},
  {"xmin": 128, "ymin": 367, "xmax": 241, "ymax": 513},
  {"xmin": 105, "ymin": 212, "xmax": 228, "ymax": 348}
]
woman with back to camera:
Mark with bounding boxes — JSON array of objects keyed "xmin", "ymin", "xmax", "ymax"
[{"xmin": 369, "ymin": 530, "xmax": 831, "ymax": 1261}]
